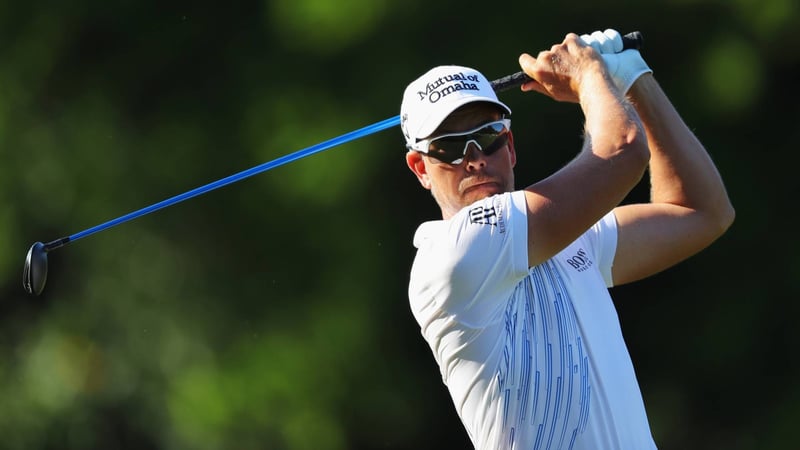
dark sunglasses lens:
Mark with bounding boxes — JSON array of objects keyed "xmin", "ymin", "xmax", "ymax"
[
  {"xmin": 428, "ymin": 139, "xmax": 468, "ymax": 164},
  {"xmin": 482, "ymin": 122, "xmax": 507, "ymax": 134},
  {"xmin": 480, "ymin": 133, "xmax": 509, "ymax": 156},
  {"xmin": 426, "ymin": 121, "xmax": 509, "ymax": 164}
]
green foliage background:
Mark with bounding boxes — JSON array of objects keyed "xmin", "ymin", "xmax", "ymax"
[{"xmin": 1, "ymin": 1, "xmax": 797, "ymax": 449}]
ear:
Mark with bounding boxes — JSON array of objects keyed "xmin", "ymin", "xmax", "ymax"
[
  {"xmin": 406, "ymin": 151, "xmax": 432, "ymax": 190},
  {"xmin": 507, "ymin": 131, "xmax": 517, "ymax": 167}
]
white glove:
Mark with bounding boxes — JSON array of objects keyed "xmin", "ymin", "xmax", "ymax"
[{"xmin": 580, "ymin": 29, "xmax": 652, "ymax": 94}]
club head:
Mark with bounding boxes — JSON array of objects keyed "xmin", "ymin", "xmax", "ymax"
[{"xmin": 23, "ymin": 242, "xmax": 48, "ymax": 296}]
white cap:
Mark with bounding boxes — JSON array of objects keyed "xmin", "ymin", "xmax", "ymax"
[{"xmin": 400, "ymin": 65, "xmax": 512, "ymax": 148}]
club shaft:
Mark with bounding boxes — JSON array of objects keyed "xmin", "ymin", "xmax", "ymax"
[{"xmin": 61, "ymin": 115, "xmax": 400, "ymax": 245}]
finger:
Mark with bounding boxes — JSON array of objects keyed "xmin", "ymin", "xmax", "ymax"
[
  {"xmin": 603, "ymin": 29, "xmax": 623, "ymax": 53},
  {"xmin": 518, "ymin": 52, "xmax": 538, "ymax": 77},
  {"xmin": 517, "ymin": 53, "xmax": 549, "ymax": 94},
  {"xmin": 521, "ymin": 78, "xmax": 549, "ymax": 95},
  {"xmin": 580, "ymin": 32, "xmax": 601, "ymax": 53},
  {"xmin": 591, "ymin": 30, "xmax": 614, "ymax": 53},
  {"xmin": 522, "ymin": 51, "xmax": 559, "ymax": 80}
]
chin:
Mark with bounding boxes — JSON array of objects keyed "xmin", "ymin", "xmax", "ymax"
[{"xmin": 464, "ymin": 184, "xmax": 503, "ymax": 202}]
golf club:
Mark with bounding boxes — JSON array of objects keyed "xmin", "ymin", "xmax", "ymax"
[{"xmin": 23, "ymin": 31, "xmax": 643, "ymax": 296}]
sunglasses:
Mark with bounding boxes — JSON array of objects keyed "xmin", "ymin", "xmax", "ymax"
[{"xmin": 411, "ymin": 118, "xmax": 511, "ymax": 165}]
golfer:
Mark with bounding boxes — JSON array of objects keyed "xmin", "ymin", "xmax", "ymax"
[{"xmin": 401, "ymin": 29, "xmax": 734, "ymax": 449}]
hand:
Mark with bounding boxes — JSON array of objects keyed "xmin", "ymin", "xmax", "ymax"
[
  {"xmin": 518, "ymin": 33, "xmax": 609, "ymax": 103},
  {"xmin": 580, "ymin": 29, "xmax": 652, "ymax": 94}
]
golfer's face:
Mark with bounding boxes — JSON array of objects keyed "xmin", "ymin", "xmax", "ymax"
[{"xmin": 424, "ymin": 113, "xmax": 516, "ymax": 218}]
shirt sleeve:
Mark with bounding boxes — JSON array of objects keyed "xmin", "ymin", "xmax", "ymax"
[
  {"xmin": 587, "ymin": 211, "xmax": 619, "ymax": 287},
  {"xmin": 409, "ymin": 191, "xmax": 530, "ymax": 325}
]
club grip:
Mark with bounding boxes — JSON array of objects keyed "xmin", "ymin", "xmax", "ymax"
[{"xmin": 490, "ymin": 31, "xmax": 644, "ymax": 93}]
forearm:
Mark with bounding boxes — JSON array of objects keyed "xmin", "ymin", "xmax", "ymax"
[
  {"xmin": 580, "ymin": 70, "xmax": 647, "ymax": 162},
  {"xmin": 628, "ymin": 74, "xmax": 735, "ymax": 228}
]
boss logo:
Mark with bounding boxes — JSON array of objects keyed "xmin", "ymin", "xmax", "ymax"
[{"xmin": 567, "ymin": 248, "xmax": 593, "ymax": 272}]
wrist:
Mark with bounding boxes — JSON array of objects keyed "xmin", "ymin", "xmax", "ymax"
[
  {"xmin": 577, "ymin": 59, "xmax": 616, "ymax": 96},
  {"xmin": 578, "ymin": 66, "xmax": 623, "ymax": 113},
  {"xmin": 605, "ymin": 49, "xmax": 653, "ymax": 94},
  {"xmin": 628, "ymin": 70, "xmax": 655, "ymax": 91}
]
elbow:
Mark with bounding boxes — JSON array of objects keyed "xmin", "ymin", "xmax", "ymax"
[
  {"xmin": 622, "ymin": 114, "xmax": 651, "ymax": 161},
  {"xmin": 606, "ymin": 128, "xmax": 650, "ymax": 191},
  {"xmin": 717, "ymin": 201, "xmax": 736, "ymax": 237},
  {"xmin": 622, "ymin": 125, "xmax": 651, "ymax": 175},
  {"xmin": 703, "ymin": 198, "xmax": 735, "ymax": 242},
  {"xmin": 632, "ymin": 123, "xmax": 652, "ymax": 166}
]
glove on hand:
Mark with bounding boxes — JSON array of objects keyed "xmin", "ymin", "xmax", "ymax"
[{"xmin": 580, "ymin": 29, "xmax": 652, "ymax": 94}]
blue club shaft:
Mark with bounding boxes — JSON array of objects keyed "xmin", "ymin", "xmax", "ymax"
[{"xmin": 43, "ymin": 115, "xmax": 401, "ymax": 251}]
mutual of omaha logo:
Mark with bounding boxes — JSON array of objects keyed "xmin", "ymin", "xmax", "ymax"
[{"xmin": 417, "ymin": 72, "xmax": 480, "ymax": 104}]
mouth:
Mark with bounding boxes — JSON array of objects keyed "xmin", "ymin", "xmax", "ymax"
[{"xmin": 461, "ymin": 179, "xmax": 501, "ymax": 195}]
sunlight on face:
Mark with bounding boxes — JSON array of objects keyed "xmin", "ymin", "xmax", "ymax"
[{"xmin": 422, "ymin": 103, "xmax": 516, "ymax": 218}]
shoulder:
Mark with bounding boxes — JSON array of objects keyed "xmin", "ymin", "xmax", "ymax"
[{"xmin": 413, "ymin": 192, "xmax": 527, "ymax": 248}]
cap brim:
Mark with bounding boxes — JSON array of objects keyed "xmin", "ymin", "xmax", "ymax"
[{"xmin": 414, "ymin": 97, "xmax": 512, "ymax": 142}]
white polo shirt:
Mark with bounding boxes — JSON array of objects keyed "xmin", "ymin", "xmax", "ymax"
[{"xmin": 408, "ymin": 191, "xmax": 657, "ymax": 450}]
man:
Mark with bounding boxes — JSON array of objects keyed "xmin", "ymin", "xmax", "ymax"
[{"xmin": 400, "ymin": 29, "xmax": 734, "ymax": 449}]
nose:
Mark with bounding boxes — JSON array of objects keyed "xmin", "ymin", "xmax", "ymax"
[{"xmin": 464, "ymin": 142, "xmax": 487, "ymax": 170}]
